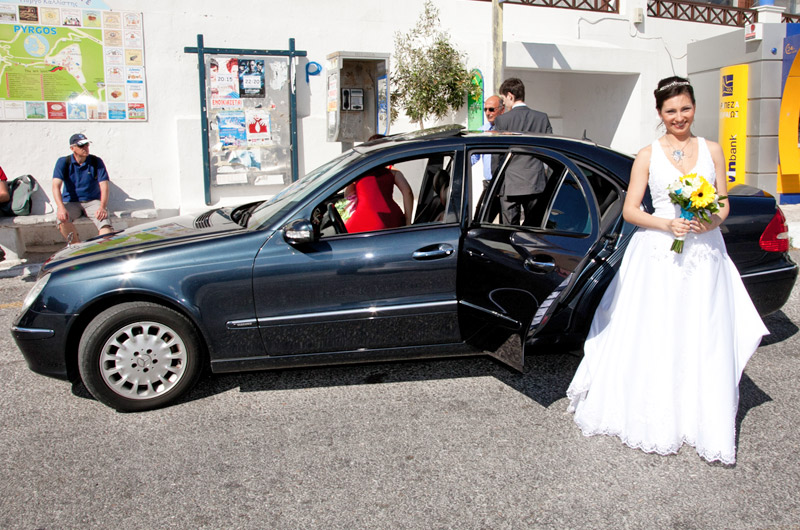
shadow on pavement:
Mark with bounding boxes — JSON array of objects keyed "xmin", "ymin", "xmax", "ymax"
[
  {"xmin": 760, "ymin": 309, "xmax": 799, "ymax": 346},
  {"xmin": 735, "ymin": 373, "xmax": 773, "ymax": 449},
  {"xmin": 66, "ymin": 351, "xmax": 582, "ymax": 411},
  {"xmin": 69, "ymin": 347, "xmax": 772, "ymax": 420}
]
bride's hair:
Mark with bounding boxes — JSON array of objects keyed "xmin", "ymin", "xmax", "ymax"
[{"xmin": 654, "ymin": 76, "xmax": 695, "ymax": 111}]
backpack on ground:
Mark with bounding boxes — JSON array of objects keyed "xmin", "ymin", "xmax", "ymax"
[{"xmin": 0, "ymin": 175, "xmax": 39, "ymax": 216}]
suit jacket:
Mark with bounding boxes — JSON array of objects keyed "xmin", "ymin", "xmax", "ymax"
[{"xmin": 493, "ymin": 105, "xmax": 552, "ymax": 196}]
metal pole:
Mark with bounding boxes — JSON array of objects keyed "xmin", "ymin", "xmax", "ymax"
[
  {"xmin": 492, "ymin": 0, "xmax": 504, "ymax": 96},
  {"xmin": 195, "ymin": 34, "xmax": 212, "ymax": 205},
  {"xmin": 289, "ymin": 38, "xmax": 299, "ymax": 183}
]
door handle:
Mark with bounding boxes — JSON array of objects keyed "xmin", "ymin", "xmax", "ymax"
[
  {"xmin": 413, "ymin": 244, "xmax": 455, "ymax": 260},
  {"xmin": 524, "ymin": 257, "xmax": 556, "ymax": 273},
  {"xmin": 465, "ymin": 248, "xmax": 493, "ymax": 264}
]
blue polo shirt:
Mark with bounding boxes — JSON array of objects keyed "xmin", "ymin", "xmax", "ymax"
[{"xmin": 53, "ymin": 154, "xmax": 108, "ymax": 202}]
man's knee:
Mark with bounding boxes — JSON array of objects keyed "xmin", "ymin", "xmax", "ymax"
[{"xmin": 59, "ymin": 221, "xmax": 80, "ymax": 243}]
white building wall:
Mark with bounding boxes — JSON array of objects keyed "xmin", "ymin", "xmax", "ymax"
[{"xmin": 0, "ymin": 0, "xmax": 743, "ymax": 217}]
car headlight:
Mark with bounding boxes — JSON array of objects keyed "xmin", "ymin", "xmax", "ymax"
[{"xmin": 21, "ymin": 274, "xmax": 50, "ymax": 312}]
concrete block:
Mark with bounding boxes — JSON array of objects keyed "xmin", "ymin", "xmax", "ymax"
[
  {"xmin": 747, "ymin": 97, "xmax": 781, "ymax": 136},
  {"xmin": 0, "ymin": 226, "xmax": 26, "ymax": 262},
  {"xmin": 746, "ymin": 136, "xmax": 779, "ymax": 174}
]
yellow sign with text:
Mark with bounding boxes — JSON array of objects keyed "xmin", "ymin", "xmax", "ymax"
[
  {"xmin": 778, "ymin": 35, "xmax": 800, "ymax": 194},
  {"xmin": 719, "ymin": 64, "xmax": 749, "ymax": 186}
]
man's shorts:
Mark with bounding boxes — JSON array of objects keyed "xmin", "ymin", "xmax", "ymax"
[{"xmin": 60, "ymin": 200, "xmax": 113, "ymax": 230}]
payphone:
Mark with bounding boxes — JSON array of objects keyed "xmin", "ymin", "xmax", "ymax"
[{"xmin": 326, "ymin": 51, "xmax": 390, "ymax": 144}]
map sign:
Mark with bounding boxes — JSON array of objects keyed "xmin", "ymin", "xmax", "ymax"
[{"xmin": 0, "ymin": 4, "xmax": 146, "ymax": 121}]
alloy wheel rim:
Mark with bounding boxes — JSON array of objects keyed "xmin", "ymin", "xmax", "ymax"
[{"xmin": 99, "ymin": 320, "xmax": 188, "ymax": 400}]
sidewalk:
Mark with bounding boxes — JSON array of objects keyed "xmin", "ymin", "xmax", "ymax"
[
  {"xmin": 782, "ymin": 204, "xmax": 800, "ymax": 250},
  {"xmin": 0, "ymin": 247, "xmax": 53, "ymax": 279},
  {"xmin": 0, "ymin": 255, "xmax": 45, "ymax": 279}
]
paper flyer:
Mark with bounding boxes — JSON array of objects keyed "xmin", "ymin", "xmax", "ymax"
[
  {"xmin": 210, "ymin": 56, "xmax": 240, "ymax": 99},
  {"xmin": 239, "ymin": 59, "xmax": 265, "ymax": 98},
  {"xmin": 217, "ymin": 111, "xmax": 247, "ymax": 149},
  {"xmin": 246, "ymin": 109, "xmax": 272, "ymax": 145}
]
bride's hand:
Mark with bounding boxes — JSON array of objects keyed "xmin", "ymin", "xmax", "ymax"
[
  {"xmin": 668, "ymin": 217, "xmax": 691, "ymax": 238},
  {"xmin": 689, "ymin": 217, "xmax": 716, "ymax": 234}
]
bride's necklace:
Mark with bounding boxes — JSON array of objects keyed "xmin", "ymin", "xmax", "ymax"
[{"xmin": 666, "ymin": 136, "xmax": 693, "ymax": 163}]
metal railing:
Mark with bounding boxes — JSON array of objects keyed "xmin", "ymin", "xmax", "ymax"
[
  {"xmin": 496, "ymin": 0, "xmax": 617, "ymax": 13},
  {"xmin": 474, "ymin": 0, "xmax": 795, "ymax": 25},
  {"xmin": 647, "ymin": 0, "xmax": 757, "ymax": 26}
]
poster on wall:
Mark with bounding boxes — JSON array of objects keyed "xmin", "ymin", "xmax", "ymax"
[
  {"xmin": 210, "ymin": 56, "xmax": 241, "ymax": 107},
  {"xmin": 719, "ymin": 64, "xmax": 748, "ymax": 186},
  {"xmin": 216, "ymin": 111, "xmax": 247, "ymax": 149},
  {"xmin": 467, "ymin": 69, "xmax": 483, "ymax": 131},
  {"xmin": 246, "ymin": 108, "xmax": 272, "ymax": 146},
  {"xmin": 0, "ymin": 0, "xmax": 147, "ymax": 121},
  {"xmin": 376, "ymin": 74, "xmax": 388, "ymax": 136},
  {"xmin": 238, "ymin": 58, "xmax": 265, "ymax": 98}
]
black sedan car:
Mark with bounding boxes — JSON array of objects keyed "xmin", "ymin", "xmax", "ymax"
[{"xmin": 13, "ymin": 127, "xmax": 798, "ymax": 411}]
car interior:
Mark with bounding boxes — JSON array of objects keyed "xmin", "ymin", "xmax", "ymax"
[
  {"xmin": 312, "ymin": 153, "xmax": 458, "ymax": 239},
  {"xmin": 308, "ymin": 147, "xmax": 624, "ymax": 241},
  {"xmin": 469, "ymin": 149, "xmax": 624, "ymax": 237}
]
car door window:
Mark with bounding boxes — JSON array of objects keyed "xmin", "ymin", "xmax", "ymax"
[
  {"xmin": 470, "ymin": 150, "xmax": 592, "ymax": 234},
  {"xmin": 313, "ymin": 152, "xmax": 458, "ymax": 238},
  {"xmin": 543, "ymin": 172, "xmax": 592, "ymax": 235},
  {"xmin": 576, "ymin": 162, "xmax": 624, "ymax": 231}
]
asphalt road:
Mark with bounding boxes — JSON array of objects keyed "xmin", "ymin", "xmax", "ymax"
[{"xmin": 1, "ymin": 253, "xmax": 799, "ymax": 529}]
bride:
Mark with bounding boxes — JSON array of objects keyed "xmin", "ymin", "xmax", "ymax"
[{"xmin": 566, "ymin": 76, "xmax": 768, "ymax": 465}]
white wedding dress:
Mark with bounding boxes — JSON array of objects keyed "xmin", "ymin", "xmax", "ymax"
[{"xmin": 566, "ymin": 137, "xmax": 768, "ymax": 464}]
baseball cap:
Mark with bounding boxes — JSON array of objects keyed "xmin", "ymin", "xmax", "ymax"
[{"xmin": 69, "ymin": 133, "xmax": 90, "ymax": 147}]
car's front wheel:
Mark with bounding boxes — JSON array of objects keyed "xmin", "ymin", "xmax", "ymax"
[{"xmin": 78, "ymin": 302, "xmax": 204, "ymax": 412}]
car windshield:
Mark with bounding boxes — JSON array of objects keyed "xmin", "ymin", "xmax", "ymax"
[{"xmin": 246, "ymin": 150, "xmax": 362, "ymax": 229}]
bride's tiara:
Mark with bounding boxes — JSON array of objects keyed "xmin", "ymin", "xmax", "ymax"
[{"xmin": 656, "ymin": 80, "xmax": 691, "ymax": 93}]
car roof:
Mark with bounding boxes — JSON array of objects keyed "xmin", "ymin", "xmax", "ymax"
[{"xmin": 352, "ymin": 125, "xmax": 635, "ymax": 184}]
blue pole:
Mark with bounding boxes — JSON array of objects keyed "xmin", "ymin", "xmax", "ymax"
[
  {"xmin": 289, "ymin": 38, "xmax": 299, "ymax": 182},
  {"xmin": 195, "ymin": 34, "xmax": 212, "ymax": 205}
]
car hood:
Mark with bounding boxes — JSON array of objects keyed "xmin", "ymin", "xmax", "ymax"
[{"xmin": 42, "ymin": 209, "xmax": 246, "ymax": 271}]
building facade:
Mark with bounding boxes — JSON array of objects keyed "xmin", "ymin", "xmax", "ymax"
[{"xmin": 0, "ymin": 0, "xmax": 798, "ymax": 219}]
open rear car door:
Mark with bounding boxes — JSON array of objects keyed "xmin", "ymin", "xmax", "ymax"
[{"xmin": 458, "ymin": 146, "xmax": 625, "ymax": 371}]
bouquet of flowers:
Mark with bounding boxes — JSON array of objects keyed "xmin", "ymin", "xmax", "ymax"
[
  {"xmin": 666, "ymin": 173, "xmax": 726, "ymax": 253},
  {"xmin": 335, "ymin": 193, "xmax": 357, "ymax": 222}
]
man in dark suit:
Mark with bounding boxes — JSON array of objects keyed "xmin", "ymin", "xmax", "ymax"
[{"xmin": 493, "ymin": 78, "xmax": 552, "ymax": 225}]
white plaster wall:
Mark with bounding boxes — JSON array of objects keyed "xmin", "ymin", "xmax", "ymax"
[{"xmin": 0, "ymin": 0, "xmax": 746, "ymax": 216}]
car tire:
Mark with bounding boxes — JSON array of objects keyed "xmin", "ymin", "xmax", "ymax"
[{"xmin": 78, "ymin": 302, "xmax": 204, "ymax": 412}]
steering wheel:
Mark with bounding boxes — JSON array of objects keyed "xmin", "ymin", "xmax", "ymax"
[{"xmin": 326, "ymin": 202, "xmax": 347, "ymax": 234}]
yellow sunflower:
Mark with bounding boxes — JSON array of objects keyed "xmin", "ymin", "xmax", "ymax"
[{"xmin": 690, "ymin": 178, "xmax": 716, "ymax": 209}]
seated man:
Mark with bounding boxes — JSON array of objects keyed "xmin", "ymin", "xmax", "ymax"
[{"xmin": 52, "ymin": 134, "xmax": 114, "ymax": 243}]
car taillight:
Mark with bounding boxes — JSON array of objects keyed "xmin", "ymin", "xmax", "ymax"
[{"xmin": 759, "ymin": 207, "xmax": 790, "ymax": 252}]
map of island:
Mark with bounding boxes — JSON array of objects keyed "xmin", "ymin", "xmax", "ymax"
[{"xmin": 0, "ymin": 25, "xmax": 105, "ymax": 102}]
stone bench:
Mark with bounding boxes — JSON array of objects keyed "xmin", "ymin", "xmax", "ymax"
[{"xmin": 0, "ymin": 209, "xmax": 159, "ymax": 262}]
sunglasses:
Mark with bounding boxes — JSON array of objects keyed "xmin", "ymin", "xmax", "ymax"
[{"xmin": 484, "ymin": 107, "xmax": 498, "ymax": 112}]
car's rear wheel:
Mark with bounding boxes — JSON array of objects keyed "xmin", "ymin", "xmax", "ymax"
[{"xmin": 78, "ymin": 302, "xmax": 204, "ymax": 412}]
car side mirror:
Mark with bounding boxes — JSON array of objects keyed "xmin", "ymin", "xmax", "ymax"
[{"xmin": 283, "ymin": 218, "xmax": 317, "ymax": 246}]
